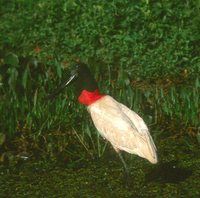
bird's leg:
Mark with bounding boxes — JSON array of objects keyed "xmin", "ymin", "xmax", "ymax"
[
  {"xmin": 112, "ymin": 148, "xmax": 132, "ymax": 186},
  {"xmin": 113, "ymin": 147, "xmax": 130, "ymax": 179},
  {"xmin": 117, "ymin": 151, "xmax": 132, "ymax": 186},
  {"xmin": 113, "ymin": 147, "xmax": 129, "ymax": 174},
  {"xmin": 117, "ymin": 151, "xmax": 129, "ymax": 176}
]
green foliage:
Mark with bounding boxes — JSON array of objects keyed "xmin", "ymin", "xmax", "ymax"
[
  {"xmin": 197, "ymin": 132, "xmax": 200, "ymax": 145},
  {"xmin": 1, "ymin": 0, "xmax": 200, "ymax": 77},
  {"xmin": 0, "ymin": 0, "xmax": 199, "ymax": 159},
  {"xmin": 4, "ymin": 53, "xmax": 19, "ymax": 66},
  {"xmin": 0, "ymin": 133, "xmax": 6, "ymax": 145}
]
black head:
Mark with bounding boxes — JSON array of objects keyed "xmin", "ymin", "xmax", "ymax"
[
  {"xmin": 46, "ymin": 63, "xmax": 98, "ymax": 99},
  {"xmin": 72, "ymin": 63, "xmax": 98, "ymax": 96}
]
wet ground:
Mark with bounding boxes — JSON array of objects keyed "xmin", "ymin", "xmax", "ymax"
[{"xmin": 0, "ymin": 136, "xmax": 200, "ymax": 198}]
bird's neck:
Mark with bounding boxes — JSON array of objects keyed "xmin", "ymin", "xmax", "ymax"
[{"xmin": 78, "ymin": 89, "xmax": 105, "ymax": 106}]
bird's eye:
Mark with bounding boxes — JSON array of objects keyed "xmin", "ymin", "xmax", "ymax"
[{"xmin": 74, "ymin": 64, "xmax": 80, "ymax": 71}]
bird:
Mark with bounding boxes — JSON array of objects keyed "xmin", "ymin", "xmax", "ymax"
[{"xmin": 46, "ymin": 63, "xmax": 158, "ymax": 173}]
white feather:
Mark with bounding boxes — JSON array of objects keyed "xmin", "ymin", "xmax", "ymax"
[{"xmin": 87, "ymin": 95, "xmax": 158, "ymax": 164}]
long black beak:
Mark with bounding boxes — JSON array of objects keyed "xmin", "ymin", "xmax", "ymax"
[{"xmin": 45, "ymin": 72, "xmax": 77, "ymax": 100}]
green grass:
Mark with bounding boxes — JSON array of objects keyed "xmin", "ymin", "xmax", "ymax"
[
  {"xmin": 1, "ymin": 136, "xmax": 200, "ymax": 198},
  {"xmin": 0, "ymin": 0, "xmax": 200, "ymax": 160}
]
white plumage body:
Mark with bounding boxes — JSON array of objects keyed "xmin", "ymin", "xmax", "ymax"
[{"xmin": 87, "ymin": 95, "xmax": 158, "ymax": 164}]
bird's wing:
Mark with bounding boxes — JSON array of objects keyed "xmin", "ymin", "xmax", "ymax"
[
  {"xmin": 118, "ymin": 101, "xmax": 157, "ymax": 162},
  {"xmin": 88, "ymin": 95, "xmax": 157, "ymax": 164},
  {"xmin": 88, "ymin": 96, "xmax": 135, "ymax": 141},
  {"xmin": 118, "ymin": 103, "xmax": 149, "ymax": 134}
]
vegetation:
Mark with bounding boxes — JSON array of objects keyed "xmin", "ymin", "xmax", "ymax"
[{"xmin": 0, "ymin": 0, "xmax": 200, "ymax": 197}]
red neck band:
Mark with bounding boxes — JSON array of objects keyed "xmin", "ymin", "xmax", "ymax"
[{"xmin": 78, "ymin": 89, "xmax": 104, "ymax": 106}]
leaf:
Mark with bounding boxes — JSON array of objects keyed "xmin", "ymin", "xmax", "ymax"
[
  {"xmin": 22, "ymin": 67, "xmax": 29, "ymax": 89},
  {"xmin": 124, "ymin": 77, "xmax": 130, "ymax": 86},
  {"xmin": 197, "ymin": 132, "xmax": 200, "ymax": 145},
  {"xmin": 195, "ymin": 78, "xmax": 200, "ymax": 88},
  {"xmin": 0, "ymin": 133, "xmax": 6, "ymax": 145},
  {"xmin": 55, "ymin": 60, "xmax": 62, "ymax": 78},
  {"xmin": 33, "ymin": 89, "xmax": 38, "ymax": 109},
  {"xmin": 4, "ymin": 53, "xmax": 19, "ymax": 66}
]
